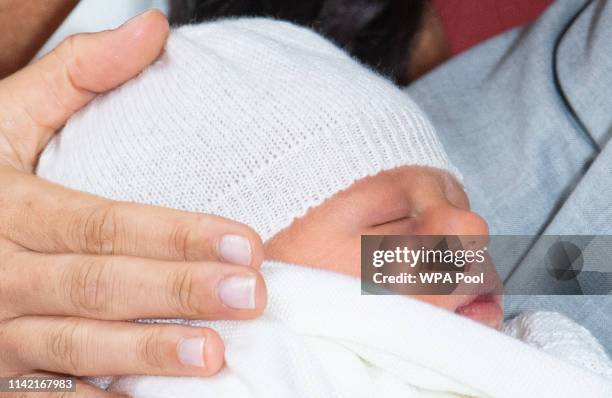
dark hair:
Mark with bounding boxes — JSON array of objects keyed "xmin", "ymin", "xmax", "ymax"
[{"xmin": 169, "ymin": 0, "xmax": 426, "ymax": 85}]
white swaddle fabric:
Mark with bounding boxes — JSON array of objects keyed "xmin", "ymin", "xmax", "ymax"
[
  {"xmin": 503, "ymin": 311, "xmax": 612, "ymax": 380},
  {"xmin": 35, "ymin": 16, "xmax": 612, "ymax": 397},
  {"xmin": 102, "ymin": 263, "xmax": 612, "ymax": 398}
]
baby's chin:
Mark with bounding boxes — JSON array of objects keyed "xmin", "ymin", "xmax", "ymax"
[{"xmin": 455, "ymin": 294, "xmax": 504, "ymax": 329}]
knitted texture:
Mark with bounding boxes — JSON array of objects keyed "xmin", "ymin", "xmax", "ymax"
[
  {"xmin": 503, "ymin": 311, "xmax": 612, "ymax": 380},
  {"xmin": 36, "ymin": 18, "xmax": 459, "ymax": 241}
]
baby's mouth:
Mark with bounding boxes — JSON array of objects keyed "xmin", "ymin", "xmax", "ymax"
[{"xmin": 455, "ymin": 294, "xmax": 504, "ymax": 329}]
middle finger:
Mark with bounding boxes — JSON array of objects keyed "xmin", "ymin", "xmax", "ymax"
[{"xmin": 2, "ymin": 251, "xmax": 267, "ymax": 320}]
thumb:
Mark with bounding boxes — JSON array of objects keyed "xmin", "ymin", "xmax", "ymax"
[{"xmin": 0, "ymin": 9, "xmax": 169, "ymax": 171}]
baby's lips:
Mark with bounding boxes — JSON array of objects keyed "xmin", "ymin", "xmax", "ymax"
[{"xmin": 455, "ymin": 293, "xmax": 504, "ymax": 329}]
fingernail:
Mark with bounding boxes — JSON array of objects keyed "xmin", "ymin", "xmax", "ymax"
[
  {"xmin": 218, "ymin": 275, "xmax": 256, "ymax": 309},
  {"xmin": 218, "ymin": 235, "xmax": 252, "ymax": 266},
  {"xmin": 177, "ymin": 337, "xmax": 205, "ymax": 368}
]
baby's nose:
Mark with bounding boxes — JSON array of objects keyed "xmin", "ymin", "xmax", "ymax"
[{"xmin": 417, "ymin": 204, "xmax": 489, "ymax": 249}]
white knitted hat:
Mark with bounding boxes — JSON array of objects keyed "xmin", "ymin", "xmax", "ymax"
[{"xmin": 37, "ymin": 18, "xmax": 460, "ymax": 241}]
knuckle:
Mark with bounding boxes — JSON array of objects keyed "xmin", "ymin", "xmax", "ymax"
[
  {"xmin": 0, "ymin": 174, "xmax": 30, "ymax": 238},
  {"xmin": 75, "ymin": 203, "xmax": 122, "ymax": 255},
  {"xmin": 165, "ymin": 267, "xmax": 205, "ymax": 317},
  {"xmin": 45, "ymin": 318, "xmax": 84, "ymax": 375},
  {"xmin": 65, "ymin": 258, "xmax": 114, "ymax": 315},
  {"xmin": 0, "ymin": 320, "xmax": 33, "ymax": 373},
  {"xmin": 59, "ymin": 34, "xmax": 77, "ymax": 55},
  {"xmin": 168, "ymin": 221, "xmax": 195, "ymax": 261},
  {"xmin": 57, "ymin": 34, "xmax": 82, "ymax": 73},
  {"xmin": 136, "ymin": 327, "xmax": 167, "ymax": 372},
  {"xmin": 0, "ymin": 250, "xmax": 29, "ymax": 319},
  {"xmin": 168, "ymin": 213, "xmax": 214, "ymax": 261}
]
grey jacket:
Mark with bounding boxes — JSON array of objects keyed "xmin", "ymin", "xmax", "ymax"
[{"xmin": 406, "ymin": 0, "xmax": 612, "ymax": 353}]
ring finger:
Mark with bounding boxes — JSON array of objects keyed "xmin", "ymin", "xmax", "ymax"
[{"xmin": 1, "ymin": 316, "xmax": 224, "ymax": 377}]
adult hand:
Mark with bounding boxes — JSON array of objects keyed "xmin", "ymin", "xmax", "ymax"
[{"xmin": 0, "ymin": 10, "xmax": 266, "ymax": 396}]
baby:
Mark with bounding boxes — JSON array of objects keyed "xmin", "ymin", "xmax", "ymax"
[{"xmin": 37, "ymin": 18, "xmax": 612, "ymax": 396}]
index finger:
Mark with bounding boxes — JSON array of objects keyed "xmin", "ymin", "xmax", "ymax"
[{"xmin": 2, "ymin": 170, "xmax": 263, "ymax": 266}]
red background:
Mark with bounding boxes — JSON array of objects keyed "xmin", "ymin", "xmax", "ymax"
[{"xmin": 431, "ymin": 0, "xmax": 554, "ymax": 54}]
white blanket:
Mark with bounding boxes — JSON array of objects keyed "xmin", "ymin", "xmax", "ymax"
[{"xmin": 99, "ymin": 262, "xmax": 612, "ymax": 397}]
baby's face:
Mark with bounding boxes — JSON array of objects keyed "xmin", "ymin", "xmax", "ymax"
[{"xmin": 265, "ymin": 166, "xmax": 503, "ymax": 329}]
